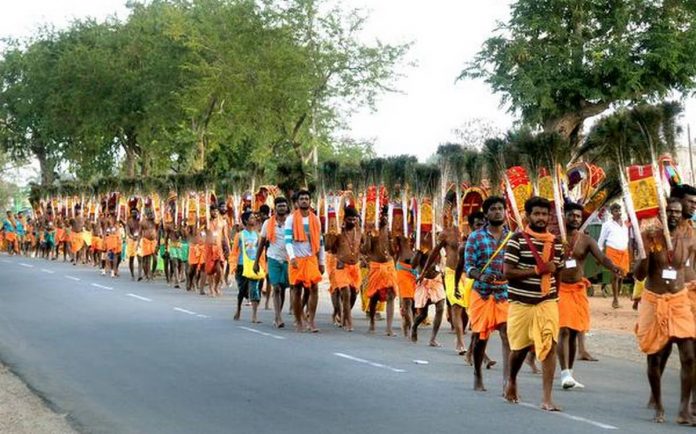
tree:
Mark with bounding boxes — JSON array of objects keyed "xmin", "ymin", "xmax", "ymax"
[
  {"xmin": 461, "ymin": 1, "xmax": 696, "ymax": 145},
  {"xmin": 178, "ymin": 0, "xmax": 409, "ymax": 180},
  {"xmin": 0, "ymin": 28, "xmax": 68, "ymax": 185},
  {"xmin": 61, "ymin": 7, "xmax": 194, "ymax": 178}
]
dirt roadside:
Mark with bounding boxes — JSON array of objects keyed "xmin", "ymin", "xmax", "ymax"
[{"xmin": 0, "ymin": 363, "xmax": 77, "ymax": 434}]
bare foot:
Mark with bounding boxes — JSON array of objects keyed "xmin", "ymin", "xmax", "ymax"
[
  {"xmin": 578, "ymin": 352, "xmax": 598, "ymax": 362},
  {"xmin": 677, "ymin": 408, "xmax": 694, "ymax": 425},
  {"xmin": 612, "ymin": 299, "xmax": 620, "ymax": 309},
  {"xmin": 653, "ymin": 408, "xmax": 665, "ymax": 423},
  {"xmin": 233, "ymin": 312, "xmax": 240, "ymax": 321},
  {"xmin": 504, "ymin": 383, "xmax": 519, "ymax": 403},
  {"xmin": 541, "ymin": 402, "xmax": 561, "ymax": 412},
  {"xmin": 464, "ymin": 352, "xmax": 473, "ymax": 366},
  {"xmin": 474, "ymin": 374, "xmax": 487, "ymax": 392},
  {"xmin": 429, "ymin": 339, "xmax": 441, "ymax": 347}
]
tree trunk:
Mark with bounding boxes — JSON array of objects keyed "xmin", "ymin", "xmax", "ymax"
[
  {"xmin": 192, "ymin": 97, "xmax": 218, "ymax": 172},
  {"xmin": 124, "ymin": 146, "xmax": 136, "ymax": 178},
  {"xmin": 193, "ymin": 138, "xmax": 205, "ymax": 172},
  {"xmin": 34, "ymin": 146, "xmax": 55, "ymax": 185},
  {"xmin": 123, "ymin": 132, "xmax": 139, "ymax": 177},
  {"xmin": 544, "ymin": 101, "xmax": 610, "ymax": 147},
  {"xmin": 141, "ymin": 153, "xmax": 150, "ymax": 177}
]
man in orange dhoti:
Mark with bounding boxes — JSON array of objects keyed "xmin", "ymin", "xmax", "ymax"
[
  {"xmin": 104, "ymin": 214, "xmax": 122, "ymax": 277},
  {"xmin": 462, "ymin": 197, "xmax": 511, "ymax": 392},
  {"xmin": 2, "ymin": 211, "xmax": 18, "ymax": 255},
  {"xmin": 126, "ymin": 208, "xmax": 141, "ymax": 281},
  {"xmin": 205, "ymin": 205, "xmax": 229, "ymax": 297},
  {"xmin": 634, "ymin": 198, "xmax": 696, "ymax": 424},
  {"xmin": 187, "ymin": 227, "xmax": 204, "ymax": 293},
  {"xmin": 557, "ymin": 203, "xmax": 622, "ymax": 390},
  {"xmin": 598, "ymin": 203, "xmax": 630, "ymax": 309},
  {"xmin": 363, "ymin": 207, "xmax": 398, "ymax": 336},
  {"xmin": 284, "ymin": 190, "xmax": 325, "ymax": 333},
  {"xmin": 140, "ymin": 209, "xmax": 157, "ymax": 281},
  {"xmin": 325, "ymin": 207, "xmax": 362, "ymax": 332}
]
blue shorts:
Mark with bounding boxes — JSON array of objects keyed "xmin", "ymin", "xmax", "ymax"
[{"xmin": 267, "ymin": 257, "xmax": 289, "ymax": 289}]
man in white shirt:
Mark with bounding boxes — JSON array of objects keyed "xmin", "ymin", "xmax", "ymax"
[
  {"xmin": 254, "ymin": 197, "xmax": 291, "ymax": 328},
  {"xmin": 597, "ymin": 203, "xmax": 630, "ymax": 309}
]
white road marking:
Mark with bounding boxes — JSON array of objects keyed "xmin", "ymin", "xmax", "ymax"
[
  {"xmin": 517, "ymin": 402, "xmax": 618, "ymax": 430},
  {"xmin": 238, "ymin": 326, "xmax": 285, "ymax": 340},
  {"xmin": 40, "ymin": 268, "xmax": 55, "ymax": 274},
  {"xmin": 126, "ymin": 293, "xmax": 152, "ymax": 302},
  {"xmin": 19, "ymin": 263, "xmax": 33, "ymax": 268},
  {"xmin": 196, "ymin": 314, "xmax": 209, "ymax": 318},
  {"xmin": 90, "ymin": 283, "xmax": 113, "ymax": 290},
  {"xmin": 173, "ymin": 307, "xmax": 197, "ymax": 315},
  {"xmin": 65, "ymin": 275, "xmax": 81, "ymax": 281},
  {"xmin": 333, "ymin": 352, "xmax": 406, "ymax": 373}
]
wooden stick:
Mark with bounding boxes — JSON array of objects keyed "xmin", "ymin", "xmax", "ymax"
[
  {"xmin": 620, "ymin": 169, "xmax": 647, "ymax": 260},
  {"xmin": 504, "ymin": 175, "xmax": 524, "ymax": 229}
]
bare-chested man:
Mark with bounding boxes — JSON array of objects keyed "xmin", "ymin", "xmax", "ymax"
[
  {"xmin": 557, "ymin": 202, "xmax": 622, "ymax": 389},
  {"xmin": 140, "ymin": 209, "xmax": 157, "ymax": 281},
  {"xmin": 395, "ymin": 231, "xmax": 417, "ymax": 338},
  {"xmin": 125, "ymin": 208, "xmax": 141, "ymax": 280},
  {"xmin": 205, "ymin": 205, "xmax": 229, "ymax": 297},
  {"xmin": 186, "ymin": 224, "xmax": 205, "ymax": 293},
  {"xmin": 422, "ymin": 194, "xmax": 467, "ymax": 354},
  {"xmin": 413, "ymin": 232, "xmax": 447, "ymax": 347},
  {"xmin": 70, "ymin": 206, "xmax": 86, "ymax": 265},
  {"xmin": 104, "ymin": 211, "xmax": 122, "ymax": 277},
  {"xmin": 91, "ymin": 217, "xmax": 104, "ymax": 274},
  {"xmin": 634, "ymin": 198, "xmax": 696, "ymax": 424},
  {"xmin": 166, "ymin": 221, "xmax": 184, "ymax": 288},
  {"xmin": 363, "ymin": 207, "xmax": 398, "ymax": 336},
  {"xmin": 325, "ymin": 207, "xmax": 362, "ymax": 332},
  {"xmin": 668, "ymin": 185, "xmax": 696, "ymax": 414}
]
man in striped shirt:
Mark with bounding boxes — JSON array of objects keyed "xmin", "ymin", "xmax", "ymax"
[
  {"xmin": 284, "ymin": 190, "xmax": 325, "ymax": 332},
  {"xmin": 504, "ymin": 197, "xmax": 563, "ymax": 412}
]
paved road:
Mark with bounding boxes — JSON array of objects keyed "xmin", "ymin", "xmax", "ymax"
[{"xmin": 0, "ymin": 253, "xmax": 689, "ymax": 433}]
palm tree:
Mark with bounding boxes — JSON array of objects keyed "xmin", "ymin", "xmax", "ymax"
[{"xmin": 577, "ymin": 101, "xmax": 683, "ymax": 255}]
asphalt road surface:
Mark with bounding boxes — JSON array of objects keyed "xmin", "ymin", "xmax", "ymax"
[{"xmin": 0, "ymin": 253, "xmax": 689, "ymax": 433}]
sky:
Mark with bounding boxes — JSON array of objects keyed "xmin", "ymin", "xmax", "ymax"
[{"xmin": 1, "ymin": 0, "xmax": 695, "ymax": 166}]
